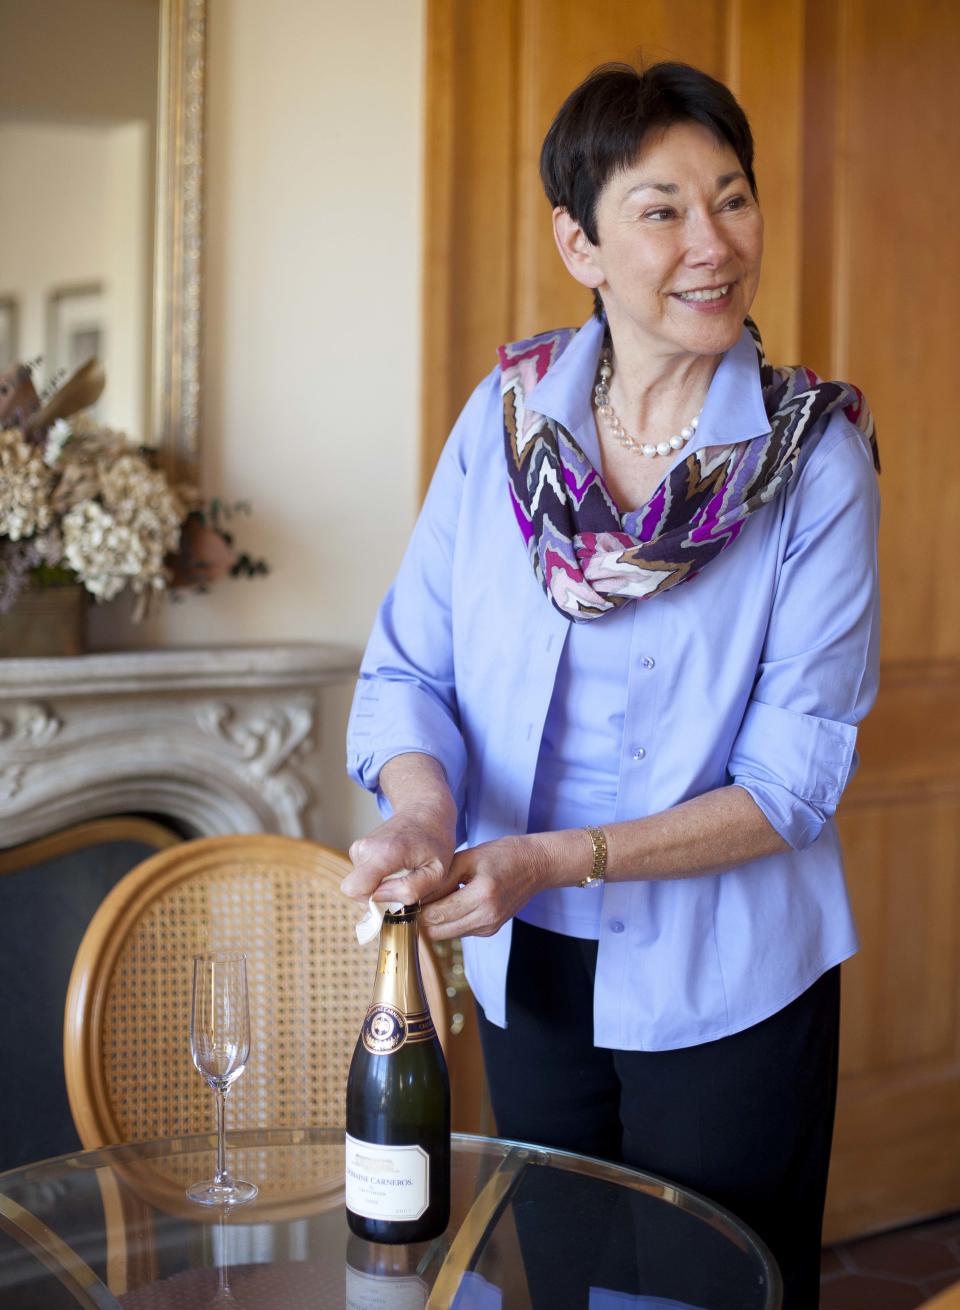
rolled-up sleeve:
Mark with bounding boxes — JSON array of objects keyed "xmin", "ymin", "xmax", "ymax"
[
  {"xmin": 349, "ymin": 676, "xmax": 469, "ymax": 816},
  {"xmin": 347, "ymin": 368, "xmax": 499, "ymax": 818},
  {"xmin": 728, "ymin": 416, "xmax": 881, "ymax": 849}
]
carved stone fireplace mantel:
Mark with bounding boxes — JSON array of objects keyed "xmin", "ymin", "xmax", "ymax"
[{"xmin": 0, "ymin": 643, "xmax": 360, "ymax": 846}]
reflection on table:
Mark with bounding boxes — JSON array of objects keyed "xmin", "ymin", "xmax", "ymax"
[{"xmin": 0, "ymin": 1128, "xmax": 781, "ymax": 1309}]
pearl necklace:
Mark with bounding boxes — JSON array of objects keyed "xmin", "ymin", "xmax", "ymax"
[{"xmin": 593, "ymin": 348, "xmax": 701, "ymax": 458}]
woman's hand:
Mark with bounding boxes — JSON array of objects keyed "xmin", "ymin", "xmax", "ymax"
[
  {"xmin": 341, "ymin": 752, "xmax": 459, "ymax": 905},
  {"xmin": 341, "ymin": 803, "xmax": 457, "ymax": 905},
  {"xmin": 415, "ymin": 833, "xmax": 557, "ymax": 941},
  {"xmin": 352, "ymin": 826, "xmax": 588, "ymax": 940}
]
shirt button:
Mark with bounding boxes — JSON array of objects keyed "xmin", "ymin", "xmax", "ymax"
[
  {"xmin": 640, "ymin": 656, "xmax": 655, "ymax": 670},
  {"xmin": 632, "ymin": 746, "xmax": 646, "ymax": 761},
  {"xmin": 609, "ymin": 920, "xmax": 625, "ymax": 934}
]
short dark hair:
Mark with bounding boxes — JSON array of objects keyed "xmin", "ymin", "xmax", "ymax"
[{"xmin": 540, "ymin": 62, "xmax": 758, "ymax": 317}]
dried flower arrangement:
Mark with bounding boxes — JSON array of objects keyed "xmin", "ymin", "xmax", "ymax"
[{"xmin": 0, "ymin": 358, "xmax": 267, "ymax": 619}]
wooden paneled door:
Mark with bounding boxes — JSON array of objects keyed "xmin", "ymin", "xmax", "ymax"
[{"xmin": 423, "ymin": 0, "xmax": 960, "ymax": 1240}]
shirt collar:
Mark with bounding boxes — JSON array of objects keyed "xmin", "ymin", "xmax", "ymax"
[
  {"xmin": 525, "ymin": 314, "xmax": 605, "ymax": 439},
  {"xmin": 524, "ymin": 315, "xmax": 772, "ymax": 463},
  {"xmin": 696, "ymin": 326, "xmax": 771, "ymax": 448}
]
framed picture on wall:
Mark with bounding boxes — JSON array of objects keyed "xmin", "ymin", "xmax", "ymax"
[
  {"xmin": 0, "ymin": 297, "xmax": 18, "ymax": 371},
  {"xmin": 47, "ymin": 283, "xmax": 106, "ymax": 378}
]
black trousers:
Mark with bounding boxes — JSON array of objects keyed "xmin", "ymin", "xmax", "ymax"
[{"xmin": 477, "ymin": 919, "xmax": 840, "ymax": 1310}]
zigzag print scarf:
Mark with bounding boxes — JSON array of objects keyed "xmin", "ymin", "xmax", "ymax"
[{"xmin": 499, "ymin": 319, "xmax": 879, "ymax": 622}]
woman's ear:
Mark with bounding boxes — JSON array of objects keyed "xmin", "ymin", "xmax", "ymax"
[{"xmin": 552, "ymin": 207, "xmax": 605, "ymax": 291}]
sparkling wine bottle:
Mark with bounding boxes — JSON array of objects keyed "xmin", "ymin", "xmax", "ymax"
[{"xmin": 346, "ymin": 904, "xmax": 451, "ymax": 1243}]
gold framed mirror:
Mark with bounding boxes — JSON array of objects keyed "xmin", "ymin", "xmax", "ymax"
[{"xmin": 0, "ymin": 0, "xmax": 206, "ymax": 481}]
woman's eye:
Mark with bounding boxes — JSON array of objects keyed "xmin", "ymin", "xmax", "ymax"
[
  {"xmin": 644, "ymin": 207, "xmax": 677, "ymax": 221},
  {"xmin": 721, "ymin": 194, "xmax": 747, "ymax": 211}
]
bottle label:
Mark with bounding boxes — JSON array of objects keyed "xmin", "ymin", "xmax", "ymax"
[
  {"xmin": 362, "ymin": 1005, "xmax": 436, "ymax": 1055},
  {"xmin": 345, "ymin": 1133, "xmax": 430, "ymax": 1221}
]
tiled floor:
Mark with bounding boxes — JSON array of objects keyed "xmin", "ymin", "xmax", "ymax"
[{"xmin": 821, "ymin": 1212, "xmax": 960, "ymax": 1308}]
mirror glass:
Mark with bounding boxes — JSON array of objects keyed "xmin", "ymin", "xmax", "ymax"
[{"xmin": 0, "ymin": 0, "xmax": 161, "ymax": 440}]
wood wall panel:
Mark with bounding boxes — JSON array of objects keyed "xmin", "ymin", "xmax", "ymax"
[
  {"xmin": 837, "ymin": 0, "xmax": 960, "ymax": 661},
  {"xmin": 423, "ymin": 0, "xmax": 960, "ymax": 1241},
  {"xmin": 727, "ymin": 0, "xmax": 805, "ymax": 363},
  {"xmin": 838, "ymin": 791, "xmax": 960, "ymax": 1076},
  {"xmin": 828, "ymin": 1065, "xmax": 960, "ymax": 1241},
  {"xmin": 828, "ymin": 657, "xmax": 960, "ymax": 1235},
  {"xmin": 822, "ymin": 0, "xmax": 960, "ymax": 1215},
  {"xmin": 853, "ymin": 662, "xmax": 960, "ymax": 787},
  {"xmin": 421, "ymin": 0, "xmax": 518, "ymax": 495},
  {"xmin": 799, "ymin": 0, "xmax": 841, "ymax": 379}
]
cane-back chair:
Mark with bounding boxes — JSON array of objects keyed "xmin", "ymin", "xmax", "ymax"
[{"xmin": 63, "ymin": 833, "xmax": 447, "ymax": 1151}]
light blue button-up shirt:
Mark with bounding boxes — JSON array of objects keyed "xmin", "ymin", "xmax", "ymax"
[
  {"xmin": 519, "ymin": 601, "xmax": 633, "ymax": 938},
  {"xmin": 347, "ymin": 315, "xmax": 880, "ymax": 1051}
]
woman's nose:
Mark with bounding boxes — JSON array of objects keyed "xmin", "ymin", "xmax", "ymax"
[{"xmin": 685, "ymin": 211, "xmax": 734, "ymax": 266}]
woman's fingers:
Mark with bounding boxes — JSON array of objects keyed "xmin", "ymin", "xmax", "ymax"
[
  {"xmin": 341, "ymin": 819, "xmax": 454, "ymax": 901},
  {"xmin": 418, "ymin": 835, "xmax": 548, "ymax": 939},
  {"xmin": 344, "ymin": 829, "xmax": 545, "ymax": 936},
  {"xmin": 341, "ymin": 835, "xmax": 409, "ymax": 899},
  {"xmin": 420, "ymin": 882, "xmax": 484, "ymax": 940},
  {"xmin": 420, "ymin": 870, "xmax": 513, "ymax": 940},
  {"xmin": 369, "ymin": 857, "xmax": 455, "ymax": 907}
]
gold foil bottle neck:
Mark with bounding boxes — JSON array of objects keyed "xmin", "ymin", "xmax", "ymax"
[
  {"xmin": 371, "ymin": 913, "xmax": 428, "ymax": 1017},
  {"xmin": 382, "ymin": 902, "xmax": 421, "ymax": 922}
]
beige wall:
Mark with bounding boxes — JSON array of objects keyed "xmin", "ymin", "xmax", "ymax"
[{"xmin": 90, "ymin": 0, "xmax": 427, "ymax": 848}]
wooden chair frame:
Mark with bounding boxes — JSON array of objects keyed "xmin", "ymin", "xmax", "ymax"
[
  {"xmin": 63, "ymin": 833, "xmax": 447, "ymax": 1149},
  {"xmin": 0, "ymin": 816, "xmax": 182, "ymax": 877}
]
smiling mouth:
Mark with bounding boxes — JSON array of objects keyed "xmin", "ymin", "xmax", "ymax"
[{"xmin": 674, "ymin": 284, "xmax": 733, "ymax": 302}]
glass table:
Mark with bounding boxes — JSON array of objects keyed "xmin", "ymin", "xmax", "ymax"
[{"xmin": 0, "ymin": 1128, "xmax": 781, "ymax": 1308}]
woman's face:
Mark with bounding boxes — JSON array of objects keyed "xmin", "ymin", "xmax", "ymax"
[{"xmin": 579, "ymin": 121, "xmax": 763, "ymax": 360}]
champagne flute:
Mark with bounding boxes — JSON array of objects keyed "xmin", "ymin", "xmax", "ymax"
[{"xmin": 187, "ymin": 951, "xmax": 258, "ymax": 1206}]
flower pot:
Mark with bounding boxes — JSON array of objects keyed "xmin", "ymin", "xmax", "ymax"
[{"xmin": 0, "ymin": 582, "xmax": 86, "ymax": 658}]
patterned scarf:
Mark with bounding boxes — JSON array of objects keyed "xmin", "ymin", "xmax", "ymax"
[{"xmin": 499, "ymin": 318, "xmax": 879, "ymax": 622}]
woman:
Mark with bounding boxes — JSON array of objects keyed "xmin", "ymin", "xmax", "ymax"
[{"xmin": 343, "ymin": 62, "xmax": 879, "ymax": 1308}]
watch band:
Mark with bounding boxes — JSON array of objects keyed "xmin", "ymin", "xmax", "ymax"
[{"xmin": 578, "ymin": 824, "xmax": 608, "ymax": 888}]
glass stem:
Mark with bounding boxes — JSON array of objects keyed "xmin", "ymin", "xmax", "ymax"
[
  {"xmin": 218, "ymin": 1210, "xmax": 230, "ymax": 1292},
  {"xmin": 215, "ymin": 1085, "xmax": 228, "ymax": 1184}
]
